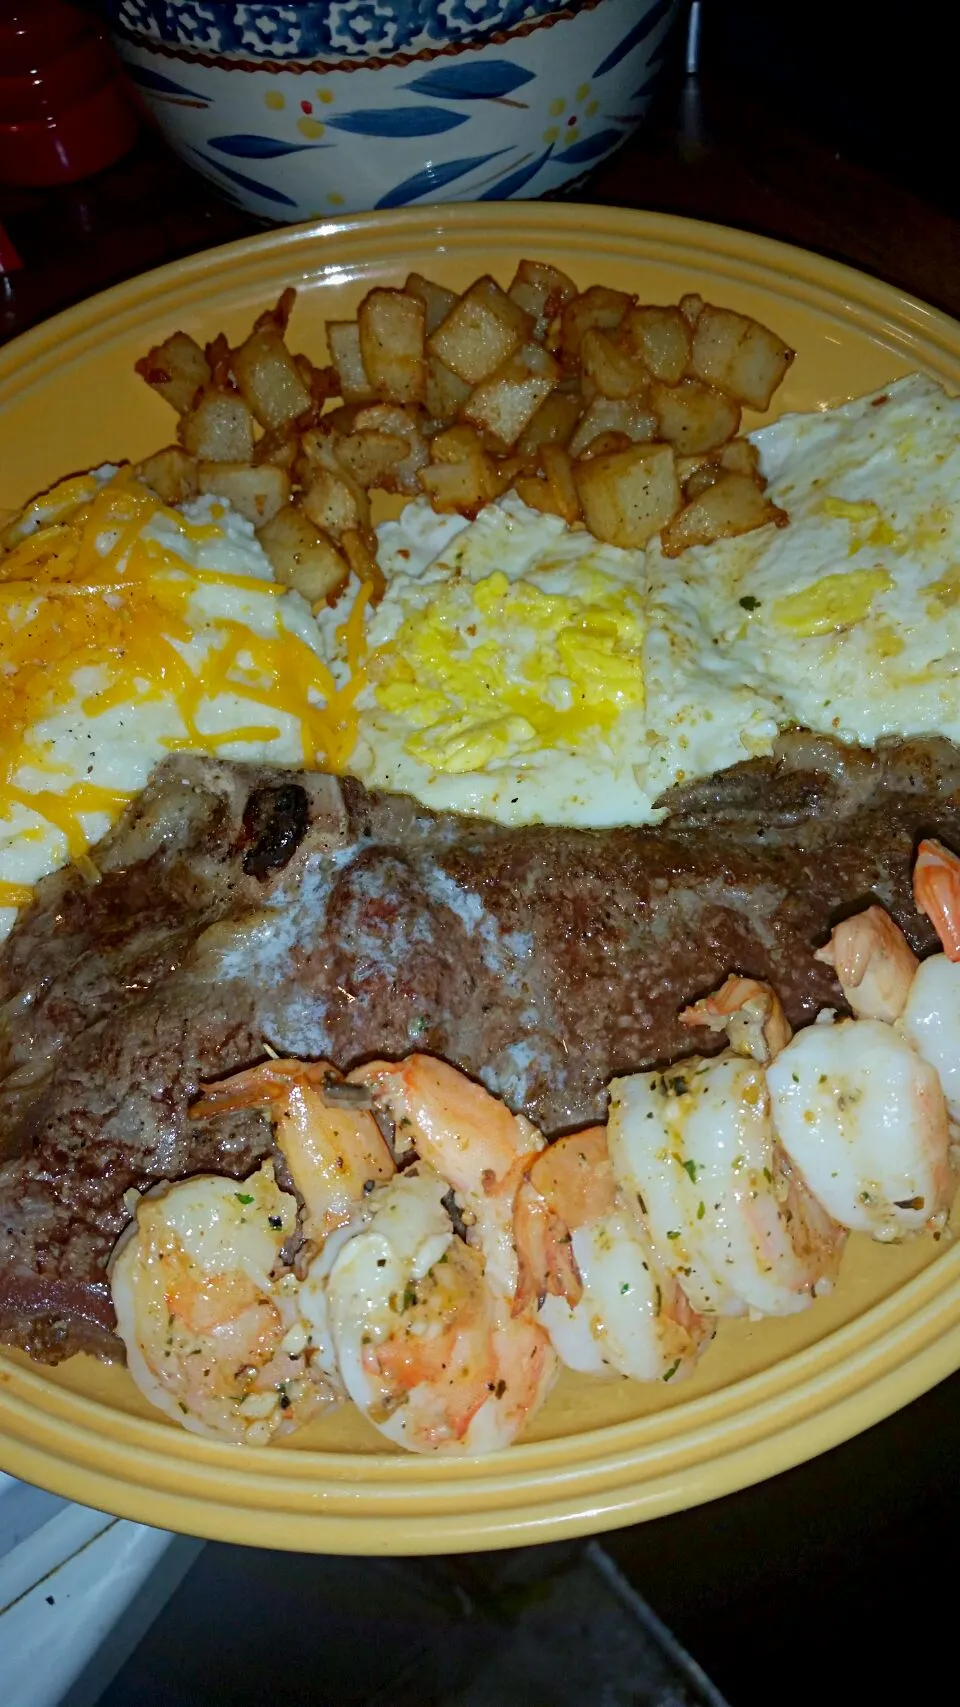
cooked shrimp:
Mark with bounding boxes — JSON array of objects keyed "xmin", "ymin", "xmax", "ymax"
[
  {"xmin": 901, "ymin": 839, "xmax": 960, "ymax": 1122},
  {"xmin": 768, "ymin": 1017, "xmax": 952, "ymax": 1240},
  {"xmin": 680, "ymin": 974, "xmax": 791, "ymax": 1063},
  {"xmin": 192, "ymin": 1059, "xmax": 395, "ymax": 1242},
  {"xmin": 325, "ymin": 1166, "xmax": 555, "ymax": 1453},
  {"xmin": 515, "ymin": 1128, "xmax": 713, "ymax": 1383},
  {"xmin": 110, "ymin": 1163, "xmax": 337, "ymax": 1444},
  {"xmin": 914, "ymin": 837, "xmax": 960, "ymax": 961},
  {"xmin": 610, "ymin": 979, "xmax": 844, "ymax": 1316},
  {"xmin": 350, "ymin": 1054, "xmax": 545, "ymax": 1299},
  {"xmin": 814, "ymin": 906, "xmax": 918, "ymax": 1022}
]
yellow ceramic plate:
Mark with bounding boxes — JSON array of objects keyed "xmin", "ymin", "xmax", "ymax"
[{"xmin": 1, "ymin": 205, "xmax": 959, "ymax": 1554}]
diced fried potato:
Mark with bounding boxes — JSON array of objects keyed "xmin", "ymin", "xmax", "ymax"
[
  {"xmin": 256, "ymin": 504, "xmax": 349, "ymax": 604},
  {"xmin": 333, "ymin": 429, "xmax": 408, "ymax": 489},
  {"xmin": 253, "ymin": 287, "xmax": 296, "ymax": 337},
  {"xmin": 580, "ymin": 328, "xmax": 650, "ymax": 400},
  {"xmin": 428, "ymin": 277, "xmax": 533, "ymax": 386},
  {"xmin": 462, "ymin": 342, "xmax": 560, "ymax": 450},
  {"xmin": 301, "ymin": 463, "xmax": 370, "ymax": 538},
  {"xmin": 135, "ymin": 331, "xmax": 211, "ymax": 416},
  {"xmin": 178, "ymin": 388, "xmax": 255, "ymax": 461},
  {"xmin": 559, "ymin": 285, "xmax": 634, "ymax": 369},
  {"xmin": 425, "ymin": 353, "xmax": 473, "ymax": 425},
  {"xmin": 575, "ymin": 430, "xmax": 633, "ymax": 461},
  {"xmin": 538, "ymin": 445, "xmax": 581, "ymax": 524},
  {"xmin": 358, "ymin": 287, "xmax": 427, "ymax": 406},
  {"xmin": 513, "ymin": 473, "xmax": 560, "ymax": 518},
  {"xmin": 341, "ymin": 527, "xmax": 387, "ymax": 603},
  {"xmin": 231, "ymin": 324, "xmax": 313, "ymax": 431},
  {"xmin": 650, "ymin": 378, "xmax": 741, "ymax": 453},
  {"xmin": 204, "ymin": 333, "xmax": 234, "ymax": 390},
  {"xmin": 682, "ymin": 464, "xmax": 720, "ymax": 501},
  {"xmin": 350, "ymin": 403, "xmax": 429, "ymax": 495},
  {"xmin": 689, "ymin": 306, "xmax": 794, "ymax": 410},
  {"xmin": 507, "ymin": 259, "xmax": 577, "ymax": 341},
  {"xmin": 660, "ymin": 471, "xmax": 788, "ymax": 558},
  {"xmin": 294, "ymin": 353, "xmax": 340, "ymax": 408},
  {"xmin": 620, "ymin": 306, "xmax": 692, "ymax": 385},
  {"xmin": 517, "ymin": 388, "xmax": 583, "ymax": 455},
  {"xmin": 573, "ymin": 442, "xmax": 681, "ymax": 549},
  {"xmin": 719, "ymin": 437, "xmax": 764, "ymax": 481},
  {"xmin": 253, "ymin": 424, "xmax": 300, "ymax": 471},
  {"xmin": 134, "ymin": 445, "xmax": 199, "ymax": 505},
  {"xmin": 404, "ymin": 273, "xmax": 458, "ymax": 336},
  {"xmin": 197, "ymin": 461, "xmax": 290, "ymax": 526},
  {"xmin": 418, "ymin": 459, "xmax": 494, "ymax": 517},
  {"xmin": 679, "ymin": 293, "xmax": 704, "ymax": 327},
  {"xmin": 568, "ymin": 394, "xmax": 657, "ymax": 458},
  {"xmin": 326, "ymin": 321, "xmax": 375, "ymax": 403},
  {"xmin": 428, "ymin": 424, "xmax": 486, "ymax": 466}
]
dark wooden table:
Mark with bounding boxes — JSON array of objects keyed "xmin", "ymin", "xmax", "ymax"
[{"xmin": 3, "ymin": 57, "xmax": 958, "ymax": 1707}]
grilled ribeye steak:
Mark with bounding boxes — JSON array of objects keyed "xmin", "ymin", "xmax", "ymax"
[{"xmin": 1, "ymin": 736, "xmax": 959, "ymax": 1364}]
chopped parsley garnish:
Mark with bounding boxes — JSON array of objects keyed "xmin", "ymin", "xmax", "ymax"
[
  {"xmin": 739, "ymin": 595, "xmax": 761, "ymax": 611},
  {"xmin": 235, "ymin": 1192, "xmax": 254, "ymax": 1205}
]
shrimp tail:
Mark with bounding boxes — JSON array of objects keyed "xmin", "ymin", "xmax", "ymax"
[
  {"xmin": 814, "ymin": 905, "xmax": 918, "ymax": 1020},
  {"xmin": 679, "ymin": 974, "xmax": 791, "ymax": 1063},
  {"xmin": 914, "ymin": 839, "xmax": 960, "ymax": 963},
  {"xmin": 190, "ymin": 1059, "xmax": 337, "ymax": 1120},
  {"xmin": 513, "ymin": 1180, "xmax": 583, "ymax": 1316}
]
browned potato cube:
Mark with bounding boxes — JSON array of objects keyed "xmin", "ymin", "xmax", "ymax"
[
  {"xmin": 580, "ymin": 328, "xmax": 650, "ymax": 399},
  {"xmin": 719, "ymin": 437, "xmax": 764, "ymax": 481},
  {"xmin": 134, "ymin": 446, "xmax": 199, "ymax": 505},
  {"xmin": 568, "ymin": 394, "xmax": 657, "ymax": 458},
  {"xmin": 575, "ymin": 430, "xmax": 633, "ymax": 461},
  {"xmin": 682, "ymin": 464, "xmax": 721, "ymax": 501},
  {"xmin": 326, "ymin": 321, "xmax": 375, "ymax": 403},
  {"xmin": 559, "ymin": 285, "xmax": 634, "ymax": 368},
  {"xmin": 253, "ymin": 424, "xmax": 300, "ymax": 471},
  {"xmin": 341, "ymin": 527, "xmax": 387, "ymax": 603},
  {"xmin": 679, "ymin": 293, "xmax": 704, "ymax": 327},
  {"xmin": 294, "ymin": 352, "xmax": 340, "ymax": 408},
  {"xmin": 660, "ymin": 470, "xmax": 788, "ymax": 558},
  {"xmin": 573, "ymin": 442, "xmax": 681, "ymax": 549},
  {"xmin": 178, "ymin": 388, "xmax": 255, "ymax": 461},
  {"xmin": 350, "ymin": 403, "xmax": 429, "ymax": 495},
  {"xmin": 198, "ymin": 461, "xmax": 290, "ymax": 526},
  {"xmin": 620, "ymin": 306, "xmax": 692, "ymax": 386},
  {"xmin": 232, "ymin": 324, "xmax": 312, "ymax": 430},
  {"xmin": 689, "ymin": 306, "xmax": 794, "ymax": 410},
  {"xmin": 301, "ymin": 464, "xmax": 370, "ymax": 538},
  {"xmin": 650, "ymin": 378, "xmax": 741, "ymax": 453},
  {"xmin": 462, "ymin": 342, "xmax": 561, "ymax": 450},
  {"xmin": 538, "ymin": 445, "xmax": 581, "ymax": 524},
  {"xmin": 358, "ymin": 287, "xmax": 427, "ymax": 406},
  {"xmin": 404, "ymin": 273, "xmax": 458, "ymax": 336},
  {"xmin": 418, "ymin": 459, "xmax": 495, "ymax": 517},
  {"xmin": 425, "ymin": 353, "xmax": 472, "ymax": 424},
  {"xmin": 333, "ymin": 429, "xmax": 409, "ymax": 489},
  {"xmin": 507, "ymin": 259, "xmax": 577, "ymax": 341},
  {"xmin": 517, "ymin": 388, "xmax": 583, "ymax": 455},
  {"xmin": 256, "ymin": 504, "xmax": 349, "ymax": 604},
  {"xmin": 428, "ymin": 424, "xmax": 486, "ymax": 465},
  {"xmin": 135, "ymin": 331, "xmax": 211, "ymax": 416},
  {"xmin": 428, "ymin": 277, "xmax": 533, "ymax": 386}
]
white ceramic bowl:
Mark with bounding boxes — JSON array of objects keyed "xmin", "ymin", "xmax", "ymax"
[{"xmin": 105, "ymin": 0, "xmax": 681, "ymax": 220}]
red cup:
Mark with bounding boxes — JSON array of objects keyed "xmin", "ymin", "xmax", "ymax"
[{"xmin": 0, "ymin": 2, "xmax": 139, "ymax": 186}]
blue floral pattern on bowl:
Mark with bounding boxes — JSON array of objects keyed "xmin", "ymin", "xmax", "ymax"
[{"xmin": 108, "ymin": 0, "xmax": 680, "ymax": 219}]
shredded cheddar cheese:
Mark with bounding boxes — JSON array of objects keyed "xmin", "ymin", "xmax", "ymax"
[{"xmin": 0, "ymin": 471, "xmax": 368, "ymax": 917}]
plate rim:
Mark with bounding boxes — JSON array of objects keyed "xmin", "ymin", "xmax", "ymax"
[{"xmin": 1, "ymin": 200, "xmax": 959, "ymax": 1551}]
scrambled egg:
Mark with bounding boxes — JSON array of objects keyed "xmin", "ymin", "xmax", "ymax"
[
  {"xmin": 346, "ymin": 498, "xmax": 655, "ymax": 825},
  {"xmin": 0, "ymin": 469, "xmax": 360, "ymax": 939}
]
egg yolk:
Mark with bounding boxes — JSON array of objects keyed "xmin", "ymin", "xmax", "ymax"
[{"xmin": 372, "ymin": 568, "xmax": 645, "ymax": 774}]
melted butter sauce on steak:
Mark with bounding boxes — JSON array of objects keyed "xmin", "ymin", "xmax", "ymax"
[{"xmin": 1, "ymin": 737, "xmax": 959, "ymax": 1364}]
